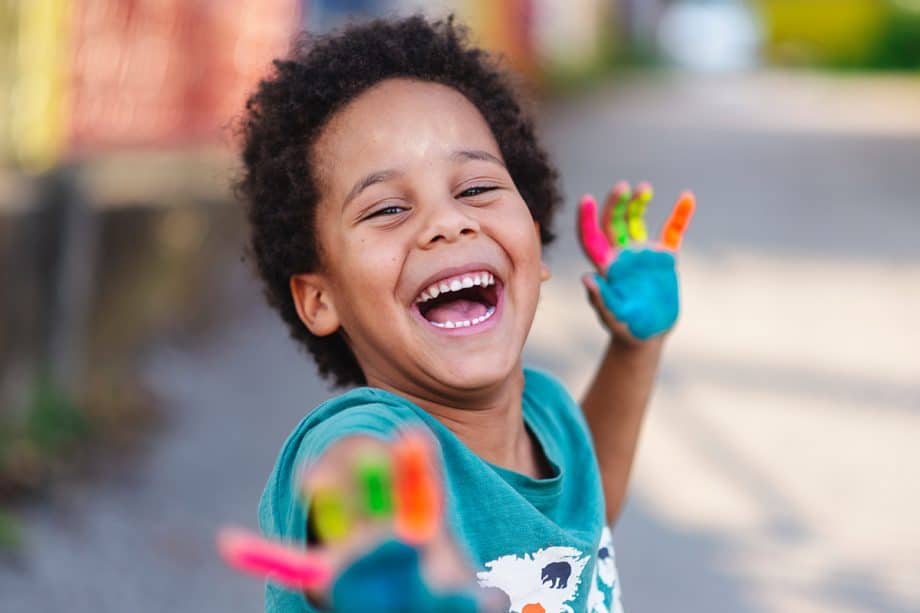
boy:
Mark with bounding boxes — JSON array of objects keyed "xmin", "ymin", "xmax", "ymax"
[{"xmin": 237, "ymin": 14, "xmax": 691, "ymax": 613}]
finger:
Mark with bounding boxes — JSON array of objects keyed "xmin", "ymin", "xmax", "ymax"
[
  {"xmin": 299, "ymin": 436, "xmax": 390, "ymax": 546},
  {"xmin": 627, "ymin": 181, "xmax": 653, "ymax": 242},
  {"xmin": 601, "ymin": 181, "xmax": 631, "ymax": 248},
  {"xmin": 660, "ymin": 190, "xmax": 696, "ymax": 251},
  {"xmin": 581, "ymin": 273, "xmax": 609, "ymax": 320},
  {"xmin": 310, "ymin": 483, "xmax": 351, "ymax": 544},
  {"xmin": 578, "ymin": 194, "xmax": 613, "ymax": 272},
  {"xmin": 355, "ymin": 449, "xmax": 395, "ymax": 519},
  {"xmin": 393, "ymin": 429, "xmax": 442, "ymax": 546},
  {"xmin": 216, "ymin": 526, "xmax": 333, "ymax": 591}
]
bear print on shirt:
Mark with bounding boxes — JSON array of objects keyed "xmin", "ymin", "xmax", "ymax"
[{"xmin": 476, "ymin": 546, "xmax": 590, "ymax": 613}]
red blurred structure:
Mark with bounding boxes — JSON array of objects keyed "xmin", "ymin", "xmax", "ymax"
[{"xmin": 69, "ymin": 0, "xmax": 299, "ymax": 154}]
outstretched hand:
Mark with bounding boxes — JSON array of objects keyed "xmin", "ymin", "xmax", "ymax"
[
  {"xmin": 578, "ymin": 181, "xmax": 695, "ymax": 344},
  {"xmin": 217, "ymin": 430, "xmax": 495, "ymax": 613}
]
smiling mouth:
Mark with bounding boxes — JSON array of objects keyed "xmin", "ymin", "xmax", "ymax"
[{"xmin": 414, "ymin": 270, "xmax": 500, "ymax": 329}]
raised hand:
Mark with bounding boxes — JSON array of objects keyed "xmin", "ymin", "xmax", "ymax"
[
  {"xmin": 578, "ymin": 182, "xmax": 695, "ymax": 342},
  {"xmin": 218, "ymin": 429, "xmax": 489, "ymax": 612}
]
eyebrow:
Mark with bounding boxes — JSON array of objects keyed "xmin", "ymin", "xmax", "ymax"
[
  {"xmin": 342, "ymin": 149, "xmax": 507, "ymax": 209},
  {"xmin": 450, "ymin": 148, "xmax": 507, "ymax": 168},
  {"xmin": 343, "ymin": 169, "xmax": 402, "ymax": 209}
]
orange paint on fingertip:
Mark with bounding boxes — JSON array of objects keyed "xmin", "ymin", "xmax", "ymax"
[
  {"xmin": 393, "ymin": 431, "xmax": 441, "ymax": 545},
  {"xmin": 661, "ymin": 190, "xmax": 696, "ymax": 250}
]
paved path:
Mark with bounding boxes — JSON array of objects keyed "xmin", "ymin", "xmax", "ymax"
[
  {"xmin": 534, "ymin": 72, "xmax": 920, "ymax": 613},
  {"xmin": 2, "ymin": 72, "xmax": 918, "ymax": 613}
]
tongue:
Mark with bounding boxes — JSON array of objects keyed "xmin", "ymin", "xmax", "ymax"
[{"xmin": 424, "ymin": 298, "xmax": 488, "ymax": 324}]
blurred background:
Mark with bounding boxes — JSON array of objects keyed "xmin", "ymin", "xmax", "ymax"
[{"xmin": 1, "ymin": 1, "xmax": 918, "ymax": 611}]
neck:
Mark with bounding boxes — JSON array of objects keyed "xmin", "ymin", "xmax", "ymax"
[{"xmin": 369, "ymin": 367, "xmax": 542, "ymax": 477}]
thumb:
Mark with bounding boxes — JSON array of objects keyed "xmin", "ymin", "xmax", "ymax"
[
  {"xmin": 581, "ymin": 274, "xmax": 638, "ymax": 342},
  {"xmin": 581, "ymin": 273, "xmax": 607, "ymax": 317},
  {"xmin": 581, "ymin": 273, "xmax": 620, "ymax": 331}
]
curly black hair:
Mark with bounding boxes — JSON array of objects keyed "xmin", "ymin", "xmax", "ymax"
[{"xmin": 237, "ymin": 14, "xmax": 562, "ymax": 388}]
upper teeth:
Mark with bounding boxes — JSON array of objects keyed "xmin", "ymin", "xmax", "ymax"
[{"xmin": 415, "ymin": 271, "xmax": 495, "ymax": 304}]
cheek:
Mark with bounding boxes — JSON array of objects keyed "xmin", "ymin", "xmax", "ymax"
[
  {"xmin": 339, "ymin": 234, "xmax": 404, "ymax": 296},
  {"xmin": 505, "ymin": 209, "xmax": 544, "ymax": 267}
]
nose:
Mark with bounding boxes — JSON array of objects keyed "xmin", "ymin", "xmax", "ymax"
[{"xmin": 416, "ymin": 197, "xmax": 480, "ymax": 248}]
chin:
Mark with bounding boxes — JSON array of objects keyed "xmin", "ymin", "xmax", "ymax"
[{"xmin": 431, "ymin": 350, "xmax": 521, "ymax": 393}]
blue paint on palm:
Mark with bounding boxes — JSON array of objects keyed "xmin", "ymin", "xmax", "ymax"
[
  {"xmin": 594, "ymin": 248, "xmax": 679, "ymax": 340},
  {"xmin": 331, "ymin": 539, "xmax": 479, "ymax": 613}
]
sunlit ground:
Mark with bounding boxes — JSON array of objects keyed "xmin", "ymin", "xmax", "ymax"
[{"xmin": 528, "ymin": 71, "xmax": 920, "ymax": 613}]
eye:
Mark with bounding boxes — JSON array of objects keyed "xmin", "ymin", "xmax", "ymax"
[
  {"xmin": 364, "ymin": 205, "xmax": 407, "ymax": 220},
  {"xmin": 458, "ymin": 185, "xmax": 498, "ymax": 198}
]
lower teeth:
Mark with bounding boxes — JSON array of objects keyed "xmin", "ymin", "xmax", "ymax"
[{"xmin": 430, "ymin": 306, "xmax": 496, "ymax": 329}]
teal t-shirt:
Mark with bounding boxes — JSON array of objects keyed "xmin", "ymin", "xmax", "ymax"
[{"xmin": 258, "ymin": 367, "xmax": 624, "ymax": 613}]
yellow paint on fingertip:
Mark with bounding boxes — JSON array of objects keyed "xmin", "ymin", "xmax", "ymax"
[{"xmin": 312, "ymin": 487, "xmax": 350, "ymax": 543}]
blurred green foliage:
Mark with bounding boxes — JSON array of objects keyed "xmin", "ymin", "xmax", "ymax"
[
  {"xmin": 0, "ymin": 374, "xmax": 88, "ymax": 552},
  {"xmin": 0, "ymin": 374, "xmax": 90, "ymax": 497},
  {"xmin": 26, "ymin": 375, "xmax": 90, "ymax": 453},
  {"xmin": 757, "ymin": 0, "xmax": 920, "ymax": 69},
  {"xmin": 0, "ymin": 508, "xmax": 22, "ymax": 551},
  {"xmin": 872, "ymin": 2, "xmax": 920, "ymax": 68}
]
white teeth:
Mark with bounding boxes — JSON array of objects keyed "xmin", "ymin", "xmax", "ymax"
[
  {"xmin": 415, "ymin": 270, "xmax": 498, "ymax": 304},
  {"xmin": 426, "ymin": 306, "xmax": 496, "ymax": 330}
]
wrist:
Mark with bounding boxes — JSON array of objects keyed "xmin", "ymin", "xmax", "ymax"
[
  {"xmin": 611, "ymin": 328, "xmax": 667, "ymax": 352},
  {"xmin": 606, "ymin": 333, "xmax": 666, "ymax": 368}
]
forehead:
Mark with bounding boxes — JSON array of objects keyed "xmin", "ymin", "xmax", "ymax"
[{"xmin": 312, "ymin": 78, "xmax": 501, "ymax": 193}]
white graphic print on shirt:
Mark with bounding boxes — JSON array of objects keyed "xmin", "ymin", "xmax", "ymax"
[
  {"xmin": 477, "ymin": 527, "xmax": 622, "ymax": 613},
  {"xmin": 586, "ymin": 527, "xmax": 623, "ymax": 613},
  {"xmin": 477, "ymin": 546, "xmax": 589, "ymax": 613}
]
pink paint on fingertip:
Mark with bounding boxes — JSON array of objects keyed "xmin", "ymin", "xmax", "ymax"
[
  {"xmin": 217, "ymin": 526, "xmax": 332, "ymax": 591},
  {"xmin": 578, "ymin": 194, "xmax": 612, "ymax": 270}
]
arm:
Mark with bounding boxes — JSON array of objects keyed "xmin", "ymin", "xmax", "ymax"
[
  {"xmin": 217, "ymin": 431, "xmax": 485, "ymax": 612},
  {"xmin": 576, "ymin": 183, "xmax": 695, "ymax": 525},
  {"xmin": 581, "ymin": 335, "xmax": 664, "ymax": 525}
]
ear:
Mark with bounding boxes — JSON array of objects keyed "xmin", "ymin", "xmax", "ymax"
[
  {"xmin": 534, "ymin": 221, "xmax": 552, "ymax": 282},
  {"xmin": 290, "ymin": 272, "xmax": 340, "ymax": 336}
]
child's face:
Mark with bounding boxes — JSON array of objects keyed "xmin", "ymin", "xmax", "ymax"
[{"xmin": 295, "ymin": 78, "xmax": 547, "ymax": 400}]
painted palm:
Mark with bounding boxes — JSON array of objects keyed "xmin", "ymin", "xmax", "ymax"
[{"xmin": 578, "ymin": 182, "xmax": 695, "ymax": 340}]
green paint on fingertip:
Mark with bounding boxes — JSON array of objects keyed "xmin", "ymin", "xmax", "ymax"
[
  {"xmin": 613, "ymin": 189, "xmax": 632, "ymax": 246},
  {"xmin": 357, "ymin": 453, "xmax": 394, "ymax": 517}
]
